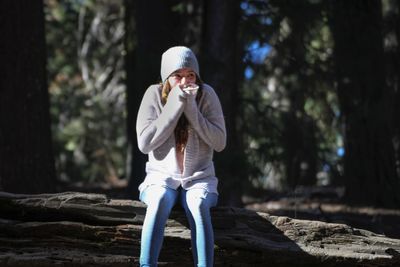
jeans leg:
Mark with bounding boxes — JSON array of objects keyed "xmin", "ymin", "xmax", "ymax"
[
  {"xmin": 183, "ymin": 189, "xmax": 218, "ymax": 267},
  {"xmin": 180, "ymin": 190, "xmax": 198, "ymax": 265},
  {"xmin": 139, "ymin": 185, "xmax": 179, "ymax": 267}
]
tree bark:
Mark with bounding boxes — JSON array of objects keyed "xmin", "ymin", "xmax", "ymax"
[
  {"xmin": 247, "ymin": 195, "xmax": 400, "ymax": 239},
  {"xmin": 276, "ymin": 1, "xmax": 318, "ymax": 189},
  {"xmin": 393, "ymin": 0, "xmax": 400, "ymax": 182},
  {"xmin": 330, "ymin": 0, "xmax": 400, "ymax": 208},
  {"xmin": 200, "ymin": 0, "xmax": 245, "ymax": 206},
  {"xmin": 382, "ymin": 0, "xmax": 400, "ymax": 190},
  {"xmin": 124, "ymin": 0, "xmax": 185, "ymax": 200},
  {"xmin": 0, "ymin": 0, "xmax": 56, "ymax": 193},
  {"xmin": 1, "ymin": 191, "xmax": 400, "ymax": 267}
]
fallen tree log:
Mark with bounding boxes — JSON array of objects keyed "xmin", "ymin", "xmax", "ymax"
[
  {"xmin": 246, "ymin": 199, "xmax": 400, "ymax": 239},
  {"xmin": 244, "ymin": 186, "xmax": 400, "ymax": 239},
  {"xmin": 0, "ymin": 191, "xmax": 399, "ymax": 267}
]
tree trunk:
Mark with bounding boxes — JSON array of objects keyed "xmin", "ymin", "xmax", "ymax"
[
  {"xmin": 1, "ymin": 191, "xmax": 400, "ymax": 267},
  {"xmin": 278, "ymin": 1, "xmax": 318, "ymax": 189},
  {"xmin": 0, "ymin": 0, "xmax": 56, "ymax": 193},
  {"xmin": 383, "ymin": 0, "xmax": 400, "ymax": 189},
  {"xmin": 393, "ymin": 0, "xmax": 400, "ymax": 182},
  {"xmin": 282, "ymin": 112, "xmax": 318, "ymax": 189},
  {"xmin": 200, "ymin": 0, "xmax": 245, "ymax": 206},
  {"xmin": 330, "ymin": 0, "xmax": 400, "ymax": 208},
  {"xmin": 124, "ymin": 0, "xmax": 185, "ymax": 199}
]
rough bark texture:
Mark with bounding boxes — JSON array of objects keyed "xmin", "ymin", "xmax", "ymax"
[
  {"xmin": 247, "ymin": 199, "xmax": 400, "ymax": 239},
  {"xmin": 330, "ymin": 0, "xmax": 400, "ymax": 207},
  {"xmin": 124, "ymin": 0, "xmax": 188, "ymax": 200},
  {"xmin": 0, "ymin": 0, "xmax": 56, "ymax": 193},
  {"xmin": 277, "ymin": 2, "xmax": 319, "ymax": 189},
  {"xmin": 200, "ymin": 0, "xmax": 245, "ymax": 207},
  {"xmin": 394, "ymin": 0, "xmax": 400, "ymax": 182},
  {"xmin": 0, "ymin": 191, "xmax": 399, "ymax": 267}
]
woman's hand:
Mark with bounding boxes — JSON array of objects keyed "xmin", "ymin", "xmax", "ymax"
[{"xmin": 182, "ymin": 83, "xmax": 199, "ymax": 96}]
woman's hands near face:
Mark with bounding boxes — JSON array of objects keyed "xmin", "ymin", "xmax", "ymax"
[{"xmin": 182, "ymin": 83, "xmax": 199, "ymax": 95}]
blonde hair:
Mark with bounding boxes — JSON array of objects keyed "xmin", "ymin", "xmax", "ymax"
[{"xmin": 161, "ymin": 78, "xmax": 203, "ymax": 152}]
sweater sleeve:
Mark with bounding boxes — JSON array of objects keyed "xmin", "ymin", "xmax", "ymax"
[
  {"xmin": 136, "ymin": 85, "xmax": 186, "ymax": 154},
  {"xmin": 183, "ymin": 85, "xmax": 227, "ymax": 152}
]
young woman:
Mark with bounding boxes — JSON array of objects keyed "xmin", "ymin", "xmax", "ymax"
[{"xmin": 136, "ymin": 46, "xmax": 226, "ymax": 267}]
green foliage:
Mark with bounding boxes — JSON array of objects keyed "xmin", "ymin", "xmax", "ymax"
[
  {"xmin": 45, "ymin": 0, "xmax": 126, "ymax": 184},
  {"xmin": 44, "ymin": 0, "xmax": 345, "ymax": 192},
  {"xmin": 240, "ymin": 0, "xmax": 343, "ymax": 190}
]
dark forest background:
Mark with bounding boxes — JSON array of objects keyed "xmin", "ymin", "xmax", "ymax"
[{"xmin": 1, "ymin": 0, "xmax": 400, "ymax": 214}]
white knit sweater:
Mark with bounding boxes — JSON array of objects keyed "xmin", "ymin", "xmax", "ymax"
[{"xmin": 136, "ymin": 83, "xmax": 226, "ymax": 194}]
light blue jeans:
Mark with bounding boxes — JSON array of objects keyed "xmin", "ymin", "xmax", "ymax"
[{"xmin": 139, "ymin": 185, "xmax": 218, "ymax": 267}]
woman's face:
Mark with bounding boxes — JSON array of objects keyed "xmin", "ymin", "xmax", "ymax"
[{"xmin": 168, "ymin": 68, "xmax": 197, "ymax": 88}]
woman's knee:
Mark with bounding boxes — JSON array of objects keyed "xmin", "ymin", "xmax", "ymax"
[
  {"xmin": 141, "ymin": 186, "xmax": 178, "ymax": 211},
  {"xmin": 185, "ymin": 189, "xmax": 217, "ymax": 215}
]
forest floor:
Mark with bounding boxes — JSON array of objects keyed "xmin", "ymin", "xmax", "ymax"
[{"xmin": 57, "ymin": 181, "xmax": 400, "ymax": 240}]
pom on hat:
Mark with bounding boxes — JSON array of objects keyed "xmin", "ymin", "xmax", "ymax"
[{"xmin": 160, "ymin": 46, "xmax": 200, "ymax": 82}]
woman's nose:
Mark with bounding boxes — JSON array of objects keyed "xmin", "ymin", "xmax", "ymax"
[{"xmin": 180, "ymin": 77, "xmax": 187, "ymax": 85}]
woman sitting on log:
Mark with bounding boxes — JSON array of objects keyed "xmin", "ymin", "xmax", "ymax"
[{"xmin": 136, "ymin": 46, "xmax": 227, "ymax": 267}]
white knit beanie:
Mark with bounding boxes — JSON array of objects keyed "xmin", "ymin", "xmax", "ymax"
[{"xmin": 160, "ymin": 46, "xmax": 200, "ymax": 82}]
